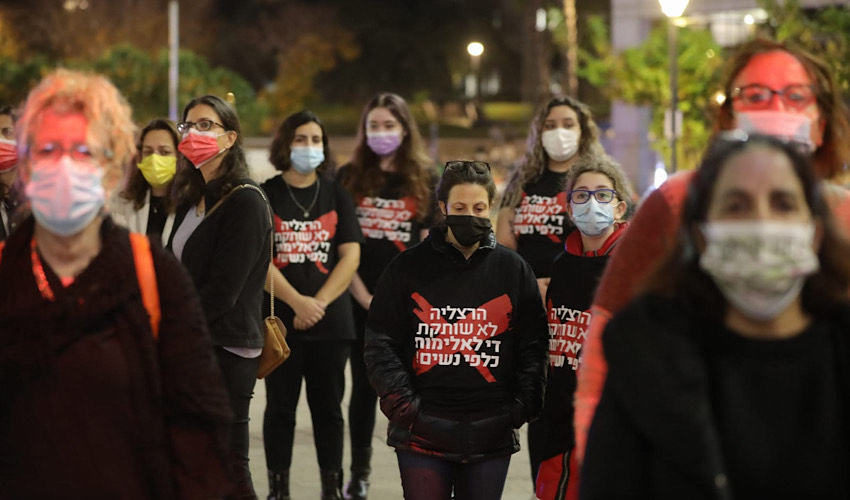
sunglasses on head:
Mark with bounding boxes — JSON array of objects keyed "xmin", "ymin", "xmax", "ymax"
[{"xmin": 444, "ymin": 160, "xmax": 491, "ymax": 174}]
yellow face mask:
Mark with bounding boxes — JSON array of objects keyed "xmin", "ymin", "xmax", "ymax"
[{"xmin": 137, "ymin": 154, "xmax": 177, "ymax": 189}]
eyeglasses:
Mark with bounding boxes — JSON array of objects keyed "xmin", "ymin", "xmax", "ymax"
[
  {"xmin": 445, "ymin": 160, "xmax": 491, "ymax": 174},
  {"xmin": 730, "ymin": 84, "xmax": 816, "ymax": 111},
  {"xmin": 177, "ymin": 119, "xmax": 226, "ymax": 135},
  {"xmin": 30, "ymin": 142, "xmax": 100, "ymax": 163},
  {"xmin": 569, "ymin": 189, "xmax": 617, "ymax": 204}
]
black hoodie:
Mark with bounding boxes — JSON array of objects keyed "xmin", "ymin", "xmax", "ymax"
[{"xmin": 364, "ymin": 226, "xmax": 548, "ymax": 462}]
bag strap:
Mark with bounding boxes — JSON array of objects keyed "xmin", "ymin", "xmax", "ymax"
[
  {"xmin": 0, "ymin": 241, "xmax": 4, "ymax": 267},
  {"xmin": 218, "ymin": 184, "xmax": 275, "ymax": 317},
  {"xmin": 129, "ymin": 233, "xmax": 161, "ymax": 340}
]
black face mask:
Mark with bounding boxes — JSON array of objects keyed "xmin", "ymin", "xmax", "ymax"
[{"xmin": 445, "ymin": 215, "xmax": 492, "ymax": 247}]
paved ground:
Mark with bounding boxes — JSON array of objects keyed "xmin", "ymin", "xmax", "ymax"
[{"xmin": 247, "ymin": 376, "xmax": 536, "ymax": 499}]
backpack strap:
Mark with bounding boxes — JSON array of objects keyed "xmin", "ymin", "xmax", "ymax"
[
  {"xmin": 129, "ymin": 233, "xmax": 161, "ymax": 340},
  {"xmin": 0, "ymin": 241, "xmax": 4, "ymax": 267}
]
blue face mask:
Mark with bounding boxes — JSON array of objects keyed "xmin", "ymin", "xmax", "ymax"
[
  {"xmin": 26, "ymin": 156, "xmax": 105, "ymax": 236},
  {"xmin": 290, "ymin": 146, "xmax": 324, "ymax": 174},
  {"xmin": 571, "ymin": 197, "xmax": 615, "ymax": 237}
]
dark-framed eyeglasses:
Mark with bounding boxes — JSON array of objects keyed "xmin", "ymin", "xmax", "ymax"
[
  {"xmin": 568, "ymin": 188, "xmax": 617, "ymax": 204},
  {"xmin": 730, "ymin": 84, "xmax": 816, "ymax": 111},
  {"xmin": 177, "ymin": 119, "xmax": 226, "ymax": 135},
  {"xmin": 445, "ymin": 160, "xmax": 491, "ymax": 174}
]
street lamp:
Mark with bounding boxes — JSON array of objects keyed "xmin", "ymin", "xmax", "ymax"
[
  {"xmin": 467, "ymin": 41, "xmax": 484, "ymax": 100},
  {"xmin": 659, "ymin": 0, "xmax": 688, "ymax": 173}
]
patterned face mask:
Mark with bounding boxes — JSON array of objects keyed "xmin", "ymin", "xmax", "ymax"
[{"xmin": 699, "ymin": 220, "xmax": 819, "ymax": 321}]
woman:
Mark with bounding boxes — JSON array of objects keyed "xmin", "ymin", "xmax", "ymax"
[
  {"xmin": 534, "ymin": 155, "xmax": 631, "ymax": 500},
  {"xmin": 365, "ymin": 160, "xmax": 549, "ymax": 500},
  {"xmin": 261, "ymin": 110, "xmax": 362, "ymax": 500},
  {"xmin": 111, "ymin": 118, "xmax": 179, "ymax": 245},
  {"xmin": 337, "ymin": 92, "xmax": 437, "ymax": 500},
  {"xmin": 574, "ymin": 38, "xmax": 850, "ymax": 459},
  {"xmin": 0, "ymin": 105, "xmax": 21, "ymax": 240},
  {"xmin": 168, "ymin": 94, "xmax": 272, "ymax": 500},
  {"xmin": 582, "ymin": 134, "xmax": 850, "ymax": 498},
  {"xmin": 0, "ymin": 69, "xmax": 232, "ymax": 498},
  {"xmin": 496, "ymin": 95, "xmax": 603, "ymax": 484}
]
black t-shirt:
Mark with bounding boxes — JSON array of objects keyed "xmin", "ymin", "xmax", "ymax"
[
  {"xmin": 261, "ymin": 174, "xmax": 364, "ymax": 341},
  {"xmin": 540, "ymin": 247, "xmax": 610, "ymax": 459},
  {"xmin": 706, "ymin": 320, "xmax": 849, "ymax": 498},
  {"xmin": 146, "ymin": 195, "xmax": 168, "ymax": 239},
  {"xmin": 504, "ymin": 169, "xmax": 571, "ymax": 278},
  {"xmin": 337, "ymin": 164, "xmax": 438, "ymax": 292}
]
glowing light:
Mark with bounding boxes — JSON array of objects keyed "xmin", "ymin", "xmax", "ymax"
[
  {"xmin": 744, "ymin": 14, "xmax": 755, "ymax": 25},
  {"xmin": 706, "ymin": 49, "xmax": 715, "ymax": 58},
  {"xmin": 467, "ymin": 42, "xmax": 484, "ymax": 57},
  {"xmin": 658, "ymin": 0, "xmax": 689, "ymax": 18},
  {"xmin": 654, "ymin": 163, "xmax": 669, "ymax": 189},
  {"xmin": 714, "ymin": 91, "xmax": 726, "ymax": 105}
]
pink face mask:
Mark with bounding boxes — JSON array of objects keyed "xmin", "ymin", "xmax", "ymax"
[
  {"xmin": 735, "ymin": 111, "xmax": 814, "ymax": 152},
  {"xmin": 0, "ymin": 138, "xmax": 18, "ymax": 172},
  {"xmin": 178, "ymin": 129, "xmax": 226, "ymax": 168}
]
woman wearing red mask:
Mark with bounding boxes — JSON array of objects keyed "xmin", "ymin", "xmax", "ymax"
[
  {"xmin": 0, "ymin": 105, "xmax": 21, "ymax": 240},
  {"xmin": 337, "ymin": 92, "xmax": 438, "ymax": 500},
  {"xmin": 574, "ymin": 38, "xmax": 850, "ymax": 461},
  {"xmin": 168, "ymin": 94, "xmax": 272, "ymax": 500},
  {"xmin": 111, "ymin": 118, "xmax": 179, "ymax": 245},
  {"xmin": 0, "ymin": 70, "xmax": 233, "ymax": 498}
]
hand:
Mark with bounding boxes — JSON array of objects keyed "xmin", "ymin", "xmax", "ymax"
[
  {"xmin": 291, "ymin": 295, "xmax": 326, "ymax": 330},
  {"xmin": 536, "ymin": 277, "xmax": 551, "ymax": 305}
]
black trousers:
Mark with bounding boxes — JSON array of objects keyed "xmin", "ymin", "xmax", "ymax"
[
  {"xmin": 215, "ymin": 347, "xmax": 261, "ymax": 500},
  {"xmin": 263, "ymin": 339, "xmax": 350, "ymax": 472},
  {"xmin": 349, "ymin": 302, "xmax": 378, "ymax": 449}
]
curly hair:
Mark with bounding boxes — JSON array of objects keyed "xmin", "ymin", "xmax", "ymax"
[
  {"xmin": 15, "ymin": 68, "xmax": 136, "ymax": 187},
  {"xmin": 501, "ymin": 95, "xmax": 603, "ymax": 209},
  {"xmin": 716, "ymin": 38, "xmax": 850, "ymax": 180},
  {"xmin": 341, "ymin": 93, "xmax": 433, "ymax": 220},
  {"xmin": 121, "ymin": 118, "xmax": 179, "ymax": 211},
  {"xmin": 564, "ymin": 154, "xmax": 634, "ymax": 207}
]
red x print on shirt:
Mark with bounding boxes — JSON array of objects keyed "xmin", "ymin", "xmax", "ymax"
[{"xmin": 411, "ymin": 292, "xmax": 513, "ymax": 383}]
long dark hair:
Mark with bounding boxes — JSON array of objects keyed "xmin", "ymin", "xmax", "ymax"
[
  {"xmin": 342, "ymin": 93, "xmax": 433, "ymax": 220},
  {"xmin": 716, "ymin": 38, "xmax": 850, "ymax": 180},
  {"xmin": 269, "ymin": 110, "xmax": 333, "ymax": 176},
  {"xmin": 171, "ymin": 95, "xmax": 249, "ymax": 206},
  {"xmin": 502, "ymin": 95, "xmax": 603, "ymax": 209},
  {"xmin": 645, "ymin": 134, "xmax": 850, "ymax": 319},
  {"xmin": 122, "ymin": 118, "xmax": 179, "ymax": 210}
]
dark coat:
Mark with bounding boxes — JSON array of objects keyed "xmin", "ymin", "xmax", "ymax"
[
  {"xmin": 0, "ymin": 216, "xmax": 233, "ymax": 499},
  {"xmin": 581, "ymin": 294, "xmax": 850, "ymax": 500},
  {"xmin": 169, "ymin": 177, "xmax": 272, "ymax": 348},
  {"xmin": 365, "ymin": 227, "xmax": 549, "ymax": 463}
]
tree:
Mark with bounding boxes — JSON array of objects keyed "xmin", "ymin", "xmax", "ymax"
[{"xmin": 577, "ymin": 17, "xmax": 724, "ymax": 169}]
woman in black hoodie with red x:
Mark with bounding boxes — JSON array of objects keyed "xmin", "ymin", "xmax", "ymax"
[{"xmin": 364, "ymin": 160, "xmax": 549, "ymax": 500}]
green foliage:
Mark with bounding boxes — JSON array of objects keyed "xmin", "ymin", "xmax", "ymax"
[
  {"xmin": 0, "ymin": 43, "xmax": 268, "ymax": 135},
  {"xmin": 757, "ymin": 0, "xmax": 850, "ymax": 94},
  {"xmin": 578, "ymin": 17, "xmax": 724, "ymax": 169}
]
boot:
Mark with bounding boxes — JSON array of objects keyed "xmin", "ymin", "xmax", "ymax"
[
  {"xmin": 320, "ymin": 469, "xmax": 344, "ymax": 500},
  {"xmin": 344, "ymin": 447, "xmax": 372, "ymax": 500},
  {"xmin": 267, "ymin": 469, "xmax": 290, "ymax": 500}
]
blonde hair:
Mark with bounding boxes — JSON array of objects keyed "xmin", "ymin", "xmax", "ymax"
[{"xmin": 16, "ymin": 69, "xmax": 136, "ymax": 184}]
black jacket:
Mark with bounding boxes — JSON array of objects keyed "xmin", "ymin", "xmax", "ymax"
[
  {"xmin": 364, "ymin": 226, "xmax": 549, "ymax": 463},
  {"xmin": 582, "ymin": 294, "xmax": 850, "ymax": 500},
  {"xmin": 169, "ymin": 177, "xmax": 272, "ymax": 348}
]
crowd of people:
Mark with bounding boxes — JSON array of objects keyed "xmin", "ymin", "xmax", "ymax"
[{"xmin": 0, "ymin": 35, "xmax": 849, "ymax": 500}]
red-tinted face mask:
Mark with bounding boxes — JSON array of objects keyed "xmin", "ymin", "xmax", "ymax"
[
  {"xmin": 0, "ymin": 138, "xmax": 18, "ymax": 172},
  {"xmin": 178, "ymin": 129, "xmax": 225, "ymax": 168}
]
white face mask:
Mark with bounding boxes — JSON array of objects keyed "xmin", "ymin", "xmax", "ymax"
[
  {"xmin": 699, "ymin": 220, "xmax": 819, "ymax": 321},
  {"xmin": 735, "ymin": 111, "xmax": 814, "ymax": 153},
  {"xmin": 541, "ymin": 128, "xmax": 580, "ymax": 162}
]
